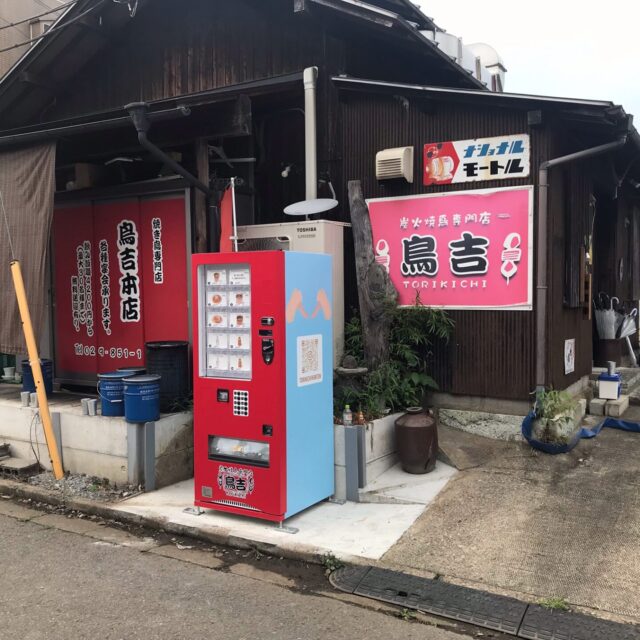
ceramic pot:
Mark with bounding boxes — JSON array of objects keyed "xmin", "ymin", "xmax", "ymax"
[{"xmin": 395, "ymin": 406, "xmax": 438, "ymax": 474}]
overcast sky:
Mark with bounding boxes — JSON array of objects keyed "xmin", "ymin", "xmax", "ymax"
[{"xmin": 423, "ymin": 3, "xmax": 639, "ymax": 119}]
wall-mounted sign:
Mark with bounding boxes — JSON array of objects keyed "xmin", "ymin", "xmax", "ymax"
[
  {"xmin": 423, "ymin": 134, "xmax": 530, "ymax": 186},
  {"xmin": 368, "ymin": 186, "xmax": 534, "ymax": 310},
  {"xmin": 564, "ymin": 339, "xmax": 576, "ymax": 375},
  {"xmin": 53, "ymin": 196, "xmax": 190, "ymax": 379}
]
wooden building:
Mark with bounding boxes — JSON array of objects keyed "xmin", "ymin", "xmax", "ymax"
[{"xmin": 0, "ymin": 0, "xmax": 638, "ymax": 408}]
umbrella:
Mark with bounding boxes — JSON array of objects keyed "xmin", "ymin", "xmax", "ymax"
[
  {"xmin": 619, "ymin": 308, "xmax": 638, "ymax": 339},
  {"xmin": 595, "ymin": 296, "xmax": 619, "ymax": 340}
]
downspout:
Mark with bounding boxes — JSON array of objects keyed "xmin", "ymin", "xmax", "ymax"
[
  {"xmin": 303, "ymin": 67, "xmax": 318, "ymax": 200},
  {"xmin": 536, "ymin": 135, "xmax": 628, "ymax": 392},
  {"xmin": 125, "ymin": 102, "xmax": 212, "ymax": 197}
]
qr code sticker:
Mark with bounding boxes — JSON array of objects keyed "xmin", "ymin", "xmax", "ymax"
[{"xmin": 297, "ymin": 334, "xmax": 323, "ymax": 387}]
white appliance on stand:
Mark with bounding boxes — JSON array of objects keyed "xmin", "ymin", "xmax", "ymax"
[{"xmin": 236, "ymin": 220, "xmax": 349, "ymax": 366}]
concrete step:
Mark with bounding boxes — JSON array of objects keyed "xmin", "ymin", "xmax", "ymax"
[
  {"xmin": 357, "ymin": 462, "xmax": 457, "ymax": 505},
  {"xmin": 0, "ymin": 455, "xmax": 40, "ymax": 476}
]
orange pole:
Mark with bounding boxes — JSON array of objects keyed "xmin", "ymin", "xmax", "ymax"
[{"xmin": 10, "ymin": 260, "xmax": 64, "ymax": 480}]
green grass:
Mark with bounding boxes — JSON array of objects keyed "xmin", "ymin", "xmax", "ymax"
[{"xmin": 538, "ymin": 597, "xmax": 570, "ymax": 611}]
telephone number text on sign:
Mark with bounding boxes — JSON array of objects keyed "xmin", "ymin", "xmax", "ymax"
[{"xmin": 73, "ymin": 343, "xmax": 143, "ymax": 360}]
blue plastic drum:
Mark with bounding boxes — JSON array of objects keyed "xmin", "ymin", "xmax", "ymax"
[
  {"xmin": 123, "ymin": 374, "xmax": 161, "ymax": 423},
  {"xmin": 22, "ymin": 359, "xmax": 53, "ymax": 397},
  {"xmin": 97, "ymin": 372, "xmax": 129, "ymax": 417}
]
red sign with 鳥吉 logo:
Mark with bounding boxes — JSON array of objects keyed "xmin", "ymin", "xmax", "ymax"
[
  {"xmin": 53, "ymin": 195, "xmax": 189, "ymax": 379},
  {"xmin": 367, "ymin": 186, "xmax": 533, "ymax": 310}
]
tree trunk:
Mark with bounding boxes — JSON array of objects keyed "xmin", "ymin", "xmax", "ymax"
[{"xmin": 348, "ymin": 180, "xmax": 398, "ymax": 369}]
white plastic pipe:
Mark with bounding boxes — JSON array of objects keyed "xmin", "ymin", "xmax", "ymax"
[{"xmin": 303, "ymin": 66, "xmax": 318, "ymax": 200}]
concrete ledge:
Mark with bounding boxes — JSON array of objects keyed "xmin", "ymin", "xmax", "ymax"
[
  {"xmin": 0, "ymin": 477, "xmax": 366, "ymax": 568},
  {"xmin": 0, "ymin": 396, "xmax": 193, "ymax": 488},
  {"xmin": 438, "ymin": 408, "xmax": 524, "ymax": 442}
]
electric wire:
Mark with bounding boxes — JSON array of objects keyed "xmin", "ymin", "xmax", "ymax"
[
  {"xmin": 0, "ymin": 0, "xmax": 108, "ymax": 55},
  {"xmin": 29, "ymin": 411, "xmax": 42, "ymax": 469},
  {"xmin": 0, "ymin": 0, "xmax": 77, "ymax": 31},
  {"xmin": 0, "ymin": 190, "xmax": 16, "ymax": 261}
]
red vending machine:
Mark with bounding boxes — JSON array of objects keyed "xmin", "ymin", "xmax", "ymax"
[{"xmin": 192, "ymin": 251, "xmax": 334, "ymax": 522}]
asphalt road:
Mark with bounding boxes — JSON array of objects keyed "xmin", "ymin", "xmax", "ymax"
[{"xmin": 0, "ymin": 510, "xmax": 475, "ymax": 640}]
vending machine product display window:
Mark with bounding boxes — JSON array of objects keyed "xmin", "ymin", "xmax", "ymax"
[
  {"xmin": 201, "ymin": 264, "xmax": 252, "ymax": 379},
  {"xmin": 192, "ymin": 251, "xmax": 334, "ymax": 522}
]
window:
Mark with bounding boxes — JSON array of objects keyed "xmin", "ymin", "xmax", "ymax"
[{"xmin": 29, "ymin": 20, "xmax": 54, "ymax": 40}]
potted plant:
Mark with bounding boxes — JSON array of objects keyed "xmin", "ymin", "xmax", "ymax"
[{"xmin": 531, "ymin": 389, "xmax": 581, "ymax": 445}]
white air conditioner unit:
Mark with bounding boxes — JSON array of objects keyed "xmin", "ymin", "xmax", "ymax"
[
  {"xmin": 236, "ymin": 220, "xmax": 349, "ymax": 366},
  {"xmin": 376, "ymin": 146, "xmax": 414, "ymax": 183}
]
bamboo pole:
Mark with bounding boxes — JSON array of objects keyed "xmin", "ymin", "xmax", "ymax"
[{"xmin": 10, "ymin": 260, "xmax": 64, "ymax": 480}]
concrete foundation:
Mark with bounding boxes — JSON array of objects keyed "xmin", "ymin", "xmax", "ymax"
[
  {"xmin": 0, "ymin": 385, "xmax": 193, "ymax": 488},
  {"xmin": 333, "ymin": 413, "xmax": 399, "ymax": 501}
]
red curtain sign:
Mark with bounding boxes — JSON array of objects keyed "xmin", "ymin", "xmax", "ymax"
[
  {"xmin": 53, "ymin": 196, "xmax": 189, "ymax": 379},
  {"xmin": 423, "ymin": 134, "xmax": 530, "ymax": 186},
  {"xmin": 368, "ymin": 186, "xmax": 534, "ymax": 310}
]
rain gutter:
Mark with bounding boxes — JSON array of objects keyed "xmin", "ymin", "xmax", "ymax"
[
  {"xmin": 536, "ymin": 135, "xmax": 628, "ymax": 392},
  {"xmin": 125, "ymin": 101, "xmax": 212, "ymax": 198}
]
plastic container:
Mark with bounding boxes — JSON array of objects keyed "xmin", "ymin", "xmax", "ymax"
[
  {"xmin": 123, "ymin": 374, "xmax": 161, "ymax": 423},
  {"xmin": 342, "ymin": 404, "xmax": 353, "ymax": 426},
  {"xmin": 145, "ymin": 341, "xmax": 189, "ymax": 412},
  {"xmin": 97, "ymin": 371, "xmax": 129, "ymax": 417},
  {"xmin": 395, "ymin": 407, "xmax": 438, "ymax": 474},
  {"xmin": 21, "ymin": 359, "xmax": 53, "ymax": 397},
  {"xmin": 598, "ymin": 372, "xmax": 621, "ymax": 400}
]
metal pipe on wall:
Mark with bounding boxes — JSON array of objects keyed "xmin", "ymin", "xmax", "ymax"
[
  {"xmin": 536, "ymin": 135, "xmax": 628, "ymax": 392},
  {"xmin": 125, "ymin": 102, "xmax": 212, "ymax": 197},
  {"xmin": 303, "ymin": 66, "xmax": 318, "ymax": 200}
]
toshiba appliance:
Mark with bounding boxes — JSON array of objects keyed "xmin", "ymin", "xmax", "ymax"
[{"xmin": 192, "ymin": 251, "xmax": 334, "ymax": 522}]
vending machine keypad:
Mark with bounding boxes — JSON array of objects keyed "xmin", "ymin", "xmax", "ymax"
[{"xmin": 233, "ymin": 390, "xmax": 249, "ymax": 417}]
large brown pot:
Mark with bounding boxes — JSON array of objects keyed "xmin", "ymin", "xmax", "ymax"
[{"xmin": 395, "ymin": 407, "xmax": 438, "ymax": 474}]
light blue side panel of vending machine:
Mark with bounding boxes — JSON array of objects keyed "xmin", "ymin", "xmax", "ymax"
[{"xmin": 284, "ymin": 251, "xmax": 334, "ymax": 518}]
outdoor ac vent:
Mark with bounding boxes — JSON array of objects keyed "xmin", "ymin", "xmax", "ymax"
[{"xmin": 376, "ymin": 146, "xmax": 414, "ymax": 183}]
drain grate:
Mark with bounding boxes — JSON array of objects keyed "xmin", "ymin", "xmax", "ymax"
[
  {"xmin": 353, "ymin": 567, "xmax": 527, "ymax": 635},
  {"xmin": 518, "ymin": 605, "xmax": 640, "ymax": 640},
  {"xmin": 329, "ymin": 566, "xmax": 371, "ymax": 594},
  {"xmin": 330, "ymin": 566, "xmax": 640, "ymax": 639}
]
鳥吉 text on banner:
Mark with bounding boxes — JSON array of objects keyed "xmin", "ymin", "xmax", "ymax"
[{"xmin": 368, "ymin": 186, "xmax": 533, "ymax": 310}]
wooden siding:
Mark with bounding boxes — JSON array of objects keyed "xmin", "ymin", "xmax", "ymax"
[
  {"xmin": 547, "ymin": 163, "xmax": 594, "ymax": 389},
  {"xmin": 50, "ymin": 0, "xmax": 345, "ymax": 120},
  {"xmin": 337, "ymin": 91, "xmax": 556, "ymax": 400}
]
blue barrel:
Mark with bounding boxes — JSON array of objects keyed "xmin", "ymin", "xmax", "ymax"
[
  {"xmin": 116, "ymin": 366, "xmax": 146, "ymax": 377},
  {"xmin": 21, "ymin": 359, "xmax": 53, "ymax": 396},
  {"xmin": 97, "ymin": 372, "xmax": 128, "ymax": 417},
  {"xmin": 124, "ymin": 374, "xmax": 161, "ymax": 423}
]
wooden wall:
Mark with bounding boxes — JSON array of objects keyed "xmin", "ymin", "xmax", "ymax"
[
  {"xmin": 336, "ymin": 90, "xmax": 555, "ymax": 400},
  {"xmin": 50, "ymin": 0, "xmax": 345, "ymax": 120}
]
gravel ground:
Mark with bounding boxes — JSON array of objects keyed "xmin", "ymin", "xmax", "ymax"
[{"xmin": 27, "ymin": 471, "xmax": 141, "ymax": 502}]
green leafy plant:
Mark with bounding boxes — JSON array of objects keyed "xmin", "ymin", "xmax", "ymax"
[
  {"xmin": 538, "ymin": 597, "xmax": 570, "ymax": 612},
  {"xmin": 533, "ymin": 389, "xmax": 578, "ymax": 445},
  {"xmin": 320, "ymin": 552, "xmax": 344, "ymax": 576},
  {"xmin": 396, "ymin": 608, "xmax": 417, "ymax": 621},
  {"xmin": 336, "ymin": 304, "xmax": 453, "ymax": 419},
  {"xmin": 535, "ymin": 389, "xmax": 575, "ymax": 421}
]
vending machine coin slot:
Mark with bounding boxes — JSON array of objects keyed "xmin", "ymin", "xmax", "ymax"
[
  {"xmin": 262, "ymin": 338, "xmax": 275, "ymax": 365},
  {"xmin": 262, "ymin": 425, "xmax": 273, "ymax": 437},
  {"xmin": 261, "ymin": 317, "xmax": 275, "ymax": 326},
  {"xmin": 217, "ymin": 389, "xmax": 230, "ymax": 403}
]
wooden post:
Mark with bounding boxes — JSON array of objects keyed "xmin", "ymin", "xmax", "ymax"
[
  {"xmin": 348, "ymin": 180, "xmax": 398, "ymax": 369},
  {"xmin": 11, "ymin": 260, "xmax": 64, "ymax": 480},
  {"xmin": 194, "ymin": 138, "xmax": 209, "ymax": 253}
]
